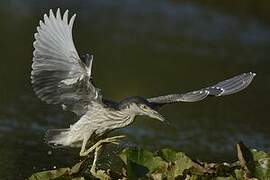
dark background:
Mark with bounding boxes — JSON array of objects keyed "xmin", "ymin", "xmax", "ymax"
[{"xmin": 0, "ymin": 0, "xmax": 269, "ymax": 179}]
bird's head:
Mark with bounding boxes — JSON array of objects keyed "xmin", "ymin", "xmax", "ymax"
[{"xmin": 119, "ymin": 96, "xmax": 165, "ymax": 122}]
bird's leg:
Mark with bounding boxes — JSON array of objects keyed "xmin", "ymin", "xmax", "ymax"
[
  {"xmin": 80, "ymin": 135, "xmax": 125, "ymax": 179},
  {"xmin": 80, "ymin": 140, "xmax": 100, "ymax": 157},
  {"xmin": 90, "ymin": 145, "xmax": 111, "ymax": 180},
  {"xmin": 79, "ymin": 134, "xmax": 91, "ymax": 157},
  {"xmin": 90, "ymin": 144, "xmax": 101, "ymax": 175},
  {"xmin": 79, "ymin": 135, "xmax": 126, "ymax": 157},
  {"xmin": 79, "ymin": 137, "xmax": 88, "ymax": 156}
]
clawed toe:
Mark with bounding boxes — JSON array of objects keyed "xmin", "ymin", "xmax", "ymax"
[
  {"xmin": 102, "ymin": 135, "xmax": 126, "ymax": 144},
  {"xmin": 79, "ymin": 135, "xmax": 126, "ymax": 178}
]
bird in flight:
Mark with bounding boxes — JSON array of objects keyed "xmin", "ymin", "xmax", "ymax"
[{"xmin": 31, "ymin": 9, "xmax": 256, "ymax": 176}]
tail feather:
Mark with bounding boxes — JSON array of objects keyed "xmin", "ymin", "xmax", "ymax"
[{"xmin": 44, "ymin": 128, "xmax": 70, "ymax": 148}]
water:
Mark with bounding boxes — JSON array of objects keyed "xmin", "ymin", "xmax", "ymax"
[{"xmin": 0, "ymin": 0, "xmax": 270, "ymax": 179}]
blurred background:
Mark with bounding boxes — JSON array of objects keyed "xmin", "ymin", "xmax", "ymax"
[{"xmin": 0, "ymin": 0, "xmax": 270, "ymax": 179}]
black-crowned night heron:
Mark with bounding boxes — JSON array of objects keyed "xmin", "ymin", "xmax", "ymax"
[{"xmin": 31, "ymin": 9, "xmax": 256, "ymax": 176}]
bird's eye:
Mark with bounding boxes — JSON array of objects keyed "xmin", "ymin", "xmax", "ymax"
[{"xmin": 140, "ymin": 104, "xmax": 148, "ymax": 110}]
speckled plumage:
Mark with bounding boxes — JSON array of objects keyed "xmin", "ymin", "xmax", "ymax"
[{"xmin": 46, "ymin": 101, "xmax": 135, "ymax": 147}]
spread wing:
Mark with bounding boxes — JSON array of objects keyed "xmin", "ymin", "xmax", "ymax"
[
  {"xmin": 147, "ymin": 72, "xmax": 256, "ymax": 106},
  {"xmin": 31, "ymin": 9, "xmax": 102, "ymax": 116}
]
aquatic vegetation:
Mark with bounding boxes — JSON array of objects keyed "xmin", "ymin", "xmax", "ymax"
[{"xmin": 28, "ymin": 142, "xmax": 270, "ymax": 180}]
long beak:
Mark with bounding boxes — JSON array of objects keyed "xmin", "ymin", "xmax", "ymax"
[{"xmin": 149, "ymin": 109, "xmax": 165, "ymax": 122}]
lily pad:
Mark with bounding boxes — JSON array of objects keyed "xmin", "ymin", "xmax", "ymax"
[
  {"xmin": 250, "ymin": 149, "xmax": 270, "ymax": 179},
  {"xmin": 234, "ymin": 169, "xmax": 245, "ymax": 180},
  {"xmin": 213, "ymin": 176, "xmax": 236, "ymax": 180},
  {"xmin": 29, "ymin": 143, "xmax": 270, "ymax": 180},
  {"xmin": 159, "ymin": 148, "xmax": 193, "ymax": 178},
  {"xmin": 28, "ymin": 168, "xmax": 71, "ymax": 180},
  {"xmin": 119, "ymin": 148, "xmax": 167, "ymax": 179},
  {"xmin": 28, "ymin": 167, "xmax": 85, "ymax": 180}
]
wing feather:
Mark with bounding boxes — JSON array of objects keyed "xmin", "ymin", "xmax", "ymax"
[
  {"xmin": 31, "ymin": 9, "xmax": 101, "ymax": 115},
  {"xmin": 147, "ymin": 72, "xmax": 256, "ymax": 105}
]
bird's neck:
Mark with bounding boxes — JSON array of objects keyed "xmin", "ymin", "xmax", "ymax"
[{"xmin": 117, "ymin": 108, "xmax": 136, "ymax": 128}]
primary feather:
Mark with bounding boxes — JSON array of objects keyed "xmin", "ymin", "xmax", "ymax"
[
  {"xmin": 31, "ymin": 9, "xmax": 101, "ymax": 116},
  {"xmin": 147, "ymin": 72, "xmax": 256, "ymax": 105}
]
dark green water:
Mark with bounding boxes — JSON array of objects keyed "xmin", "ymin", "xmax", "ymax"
[{"xmin": 0, "ymin": 0, "xmax": 270, "ymax": 179}]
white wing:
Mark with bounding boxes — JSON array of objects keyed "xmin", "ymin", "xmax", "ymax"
[{"xmin": 31, "ymin": 9, "xmax": 101, "ymax": 115}]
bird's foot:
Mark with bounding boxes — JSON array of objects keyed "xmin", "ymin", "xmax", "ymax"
[
  {"xmin": 79, "ymin": 135, "xmax": 126, "ymax": 157},
  {"xmin": 90, "ymin": 145, "xmax": 100, "ymax": 175},
  {"xmin": 90, "ymin": 145, "xmax": 111, "ymax": 180},
  {"xmin": 90, "ymin": 169, "xmax": 111, "ymax": 180},
  {"xmin": 88, "ymin": 135, "xmax": 125, "ymax": 178},
  {"xmin": 98, "ymin": 135, "xmax": 126, "ymax": 145}
]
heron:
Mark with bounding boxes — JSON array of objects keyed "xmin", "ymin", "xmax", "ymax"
[{"xmin": 31, "ymin": 9, "xmax": 256, "ymax": 176}]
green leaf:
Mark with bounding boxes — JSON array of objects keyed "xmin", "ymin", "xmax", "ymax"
[
  {"xmin": 119, "ymin": 148, "xmax": 167, "ymax": 179},
  {"xmin": 251, "ymin": 149, "xmax": 270, "ymax": 162},
  {"xmin": 160, "ymin": 149, "xmax": 193, "ymax": 179},
  {"xmin": 213, "ymin": 176, "xmax": 235, "ymax": 180},
  {"xmin": 253, "ymin": 161, "xmax": 270, "ymax": 179},
  {"xmin": 28, "ymin": 168, "xmax": 71, "ymax": 180},
  {"xmin": 159, "ymin": 148, "xmax": 180, "ymax": 162},
  {"xmin": 29, "ymin": 144, "xmax": 270, "ymax": 180},
  {"xmin": 70, "ymin": 178, "xmax": 85, "ymax": 180},
  {"xmin": 28, "ymin": 167, "xmax": 85, "ymax": 180},
  {"xmin": 234, "ymin": 169, "xmax": 245, "ymax": 180},
  {"xmin": 250, "ymin": 149, "xmax": 270, "ymax": 179},
  {"xmin": 185, "ymin": 174, "xmax": 208, "ymax": 180}
]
